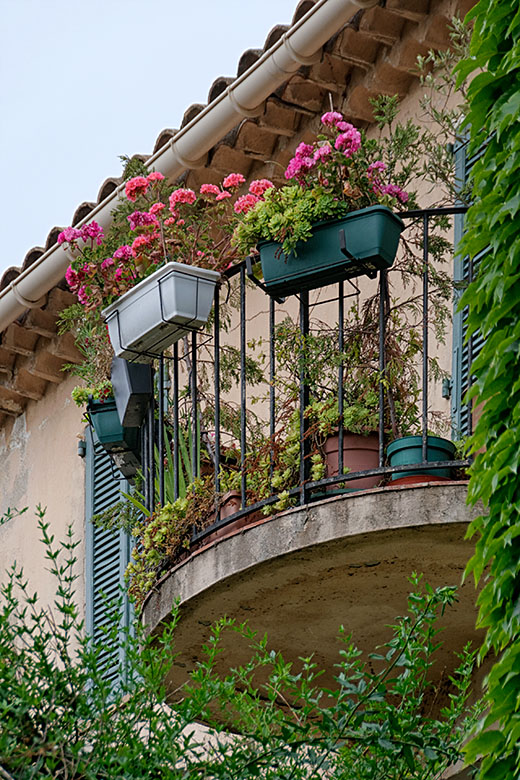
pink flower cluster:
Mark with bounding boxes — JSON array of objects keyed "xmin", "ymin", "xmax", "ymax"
[
  {"xmin": 334, "ymin": 124, "xmax": 361, "ymax": 157},
  {"xmin": 58, "ymin": 221, "xmax": 104, "ymax": 247},
  {"xmin": 124, "ymin": 171, "xmax": 165, "ymax": 202},
  {"xmin": 232, "ymin": 178, "xmax": 274, "ymax": 215},
  {"xmin": 128, "ymin": 211, "xmax": 158, "ymax": 230}
]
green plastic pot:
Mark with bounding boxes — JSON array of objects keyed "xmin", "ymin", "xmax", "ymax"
[
  {"xmin": 258, "ymin": 205, "xmax": 404, "ymax": 297},
  {"xmin": 87, "ymin": 398, "xmax": 139, "ymax": 455},
  {"xmin": 387, "ymin": 435, "xmax": 456, "ymax": 480}
]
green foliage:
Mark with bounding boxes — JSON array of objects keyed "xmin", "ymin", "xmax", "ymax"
[
  {"xmin": 454, "ymin": 3, "xmax": 520, "ymax": 778},
  {"xmin": 0, "ymin": 510, "xmax": 482, "ymax": 778}
]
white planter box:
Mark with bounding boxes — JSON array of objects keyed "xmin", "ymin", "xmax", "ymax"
[{"xmin": 102, "ymin": 262, "xmax": 220, "ymax": 363}]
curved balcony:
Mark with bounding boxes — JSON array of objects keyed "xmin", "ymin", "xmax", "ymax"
[{"xmin": 143, "ymin": 481, "xmax": 481, "ymax": 702}]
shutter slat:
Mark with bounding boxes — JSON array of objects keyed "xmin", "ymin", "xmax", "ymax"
[
  {"xmin": 85, "ymin": 434, "xmax": 132, "ymax": 686},
  {"xmin": 452, "ymin": 140, "xmax": 487, "ymax": 437}
]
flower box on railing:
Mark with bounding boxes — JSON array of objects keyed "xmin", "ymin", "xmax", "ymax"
[
  {"xmin": 102, "ymin": 262, "xmax": 220, "ymax": 363},
  {"xmin": 258, "ymin": 206, "xmax": 404, "ymax": 297}
]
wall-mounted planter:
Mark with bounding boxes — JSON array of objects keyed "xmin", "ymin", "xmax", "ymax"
[
  {"xmin": 87, "ymin": 398, "xmax": 139, "ymax": 456},
  {"xmin": 102, "ymin": 262, "xmax": 220, "ymax": 363},
  {"xmin": 387, "ymin": 435, "xmax": 456, "ymax": 483},
  {"xmin": 258, "ymin": 206, "xmax": 404, "ymax": 297},
  {"xmin": 111, "ymin": 357, "xmax": 153, "ymax": 428}
]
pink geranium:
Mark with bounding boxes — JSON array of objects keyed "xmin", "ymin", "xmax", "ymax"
[
  {"xmin": 216, "ymin": 191, "xmax": 232, "ymax": 201},
  {"xmin": 382, "ymin": 183, "xmax": 409, "ymax": 204},
  {"xmin": 125, "ymin": 176, "xmax": 149, "ymax": 202},
  {"xmin": 58, "ymin": 227, "xmax": 82, "ymax": 245},
  {"xmin": 128, "ymin": 211, "xmax": 158, "ymax": 231},
  {"xmin": 169, "ymin": 188, "xmax": 196, "ymax": 208},
  {"xmin": 321, "ymin": 111, "xmax": 344, "ymax": 127},
  {"xmin": 113, "ymin": 245, "xmax": 132, "ymax": 261},
  {"xmin": 334, "ymin": 125, "xmax": 362, "ymax": 157},
  {"xmin": 233, "ymin": 193, "xmax": 260, "ymax": 215},
  {"xmin": 80, "ymin": 221, "xmax": 104, "ymax": 246},
  {"xmin": 249, "ymin": 179, "xmax": 274, "ymax": 197},
  {"xmin": 100, "ymin": 257, "xmax": 114, "ymax": 271},
  {"xmin": 131, "ymin": 235, "xmax": 151, "ymax": 257},
  {"xmin": 147, "ymin": 171, "xmax": 165, "ymax": 183},
  {"xmin": 149, "ymin": 202, "xmax": 166, "ymax": 214},
  {"xmin": 222, "ymin": 173, "xmax": 246, "ymax": 189},
  {"xmin": 313, "ymin": 143, "xmax": 332, "ymax": 163},
  {"xmin": 200, "ymin": 183, "xmax": 221, "ymax": 197}
]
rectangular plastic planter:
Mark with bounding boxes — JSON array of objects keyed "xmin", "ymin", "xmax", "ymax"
[
  {"xmin": 258, "ymin": 205, "xmax": 404, "ymax": 297},
  {"xmin": 87, "ymin": 398, "xmax": 139, "ymax": 455},
  {"xmin": 102, "ymin": 262, "xmax": 220, "ymax": 363}
]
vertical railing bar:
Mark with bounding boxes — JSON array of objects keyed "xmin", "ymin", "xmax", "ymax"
[
  {"xmin": 141, "ymin": 408, "xmax": 150, "ymax": 512},
  {"xmin": 378, "ymin": 270, "xmax": 386, "ymax": 468},
  {"xmin": 173, "ymin": 342, "xmax": 179, "ymax": 501},
  {"xmin": 422, "ymin": 213, "xmax": 429, "ymax": 462},
  {"xmin": 299, "ymin": 291, "xmax": 310, "ymax": 505},
  {"xmin": 158, "ymin": 353, "xmax": 165, "ymax": 507},
  {"xmin": 147, "ymin": 392, "xmax": 155, "ymax": 510},
  {"xmin": 240, "ymin": 266, "xmax": 247, "ymax": 508},
  {"xmin": 269, "ymin": 296, "xmax": 276, "ymax": 482},
  {"xmin": 467, "ymin": 253, "xmax": 474, "ymax": 437},
  {"xmin": 213, "ymin": 286, "xmax": 221, "ymax": 503},
  {"xmin": 191, "ymin": 332, "xmax": 198, "ymax": 482},
  {"xmin": 338, "ymin": 282, "xmax": 344, "ymax": 474}
]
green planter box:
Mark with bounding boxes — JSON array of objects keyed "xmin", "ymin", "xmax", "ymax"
[
  {"xmin": 258, "ymin": 206, "xmax": 404, "ymax": 297},
  {"xmin": 87, "ymin": 398, "xmax": 139, "ymax": 456},
  {"xmin": 387, "ymin": 435, "xmax": 456, "ymax": 480}
]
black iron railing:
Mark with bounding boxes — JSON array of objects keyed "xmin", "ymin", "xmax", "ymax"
[{"xmin": 136, "ymin": 206, "xmax": 472, "ymax": 545}]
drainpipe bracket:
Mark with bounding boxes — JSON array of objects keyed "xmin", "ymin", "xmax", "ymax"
[
  {"xmin": 170, "ymin": 139, "xmax": 208, "ymax": 170},
  {"xmin": 282, "ymin": 34, "xmax": 322, "ymax": 66},
  {"xmin": 227, "ymin": 88, "xmax": 265, "ymax": 118},
  {"xmin": 10, "ymin": 282, "xmax": 47, "ymax": 310}
]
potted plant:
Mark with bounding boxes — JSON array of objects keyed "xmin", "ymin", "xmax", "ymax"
[
  {"xmin": 386, "ymin": 435, "xmax": 456, "ymax": 485},
  {"xmin": 110, "ymin": 356, "xmax": 154, "ymax": 428},
  {"xmin": 232, "ymin": 105, "xmax": 412, "ymax": 296},
  {"xmin": 58, "ymin": 167, "xmax": 246, "ymax": 363}
]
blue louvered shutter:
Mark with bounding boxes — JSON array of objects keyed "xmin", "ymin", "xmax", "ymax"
[
  {"xmin": 85, "ymin": 432, "xmax": 132, "ymax": 686},
  {"xmin": 451, "ymin": 139, "xmax": 487, "ymax": 437}
]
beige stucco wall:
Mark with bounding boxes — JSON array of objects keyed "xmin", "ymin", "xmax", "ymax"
[{"xmin": 0, "ymin": 374, "xmax": 86, "ymax": 615}]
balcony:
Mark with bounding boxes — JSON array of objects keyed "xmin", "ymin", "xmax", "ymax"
[{"xmin": 121, "ymin": 206, "xmax": 481, "ymax": 705}]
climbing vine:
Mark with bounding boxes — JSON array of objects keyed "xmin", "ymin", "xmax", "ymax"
[{"xmin": 455, "ymin": 3, "xmax": 520, "ymax": 778}]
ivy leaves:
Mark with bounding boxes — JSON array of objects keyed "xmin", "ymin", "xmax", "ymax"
[{"xmin": 455, "ymin": 2, "xmax": 520, "ymax": 778}]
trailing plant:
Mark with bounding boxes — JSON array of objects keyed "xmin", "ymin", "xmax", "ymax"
[
  {"xmin": 453, "ymin": 3, "xmax": 520, "ymax": 779},
  {"xmin": 0, "ymin": 512, "xmax": 483, "ymax": 779}
]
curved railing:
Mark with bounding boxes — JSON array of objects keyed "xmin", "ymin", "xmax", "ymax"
[{"xmin": 132, "ymin": 206, "xmax": 472, "ymax": 548}]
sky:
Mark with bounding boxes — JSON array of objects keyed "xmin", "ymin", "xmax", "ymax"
[{"xmin": 0, "ymin": 0, "xmax": 299, "ymax": 277}]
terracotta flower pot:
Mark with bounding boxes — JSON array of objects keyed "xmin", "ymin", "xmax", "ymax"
[{"xmin": 323, "ymin": 432, "xmax": 380, "ymax": 490}]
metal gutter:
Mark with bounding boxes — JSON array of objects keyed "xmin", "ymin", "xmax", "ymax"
[{"xmin": 0, "ymin": 0, "xmax": 378, "ymax": 332}]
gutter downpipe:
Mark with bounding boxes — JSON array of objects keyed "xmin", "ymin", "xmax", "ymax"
[{"xmin": 0, "ymin": 0, "xmax": 378, "ymax": 333}]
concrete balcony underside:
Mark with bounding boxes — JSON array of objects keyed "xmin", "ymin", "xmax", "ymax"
[{"xmin": 143, "ymin": 482, "xmax": 482, "ymax": 700}]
